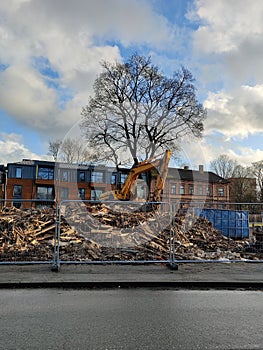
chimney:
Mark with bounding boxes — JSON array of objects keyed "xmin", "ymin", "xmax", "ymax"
[{"xmin": 199, "ymin": 165, "xmax": 204, "ymax": 173}]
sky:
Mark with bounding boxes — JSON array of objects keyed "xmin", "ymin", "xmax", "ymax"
[{"xmin": 0, "ymin": 0, "xmax": 263, "ymax": 170}]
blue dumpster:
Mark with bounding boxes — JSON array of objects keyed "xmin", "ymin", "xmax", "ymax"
[{"xmin": 194, "ymin": 208, "xmax": 249, "ymax": 239}]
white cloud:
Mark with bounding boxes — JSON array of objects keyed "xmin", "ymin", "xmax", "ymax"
[
  {"xmin": 0, "ymin": 64, "xmax": 57, "ymax": 127},
  {"xmin": 232, "ymin": 145, "xmax": 263, "ymax": 166},
  {"xmin": 186, "ymin": 0, "xmax": 263, "ymax": 165},
  {"xmin": 204, "ymin": 85, "xmax": 263, "ymax": 138},
  {"xmin": 191, "ymin": 0, "xmax": 263, "ymax": 54},
  {"xmin": 0, "ymin": 0, "xmax": 175, "ymax": 140},
  {"xmin": 0, "ymin": 133, "xmax": 50, "ymax": 165},
  {"xmin": 189, "ymin": 0, "xmax": 263, "ymax": 85},
  {"xmin": 180, "ymin": 134, "xmax": 263, "ymax": 170}
]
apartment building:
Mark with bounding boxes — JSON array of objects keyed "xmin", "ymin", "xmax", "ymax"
[
  {"xmin": 2, "ymin": 159, "xmax": 229, "ymax": 208},
  {"xmin": 154, "ymin": 165, "xmax": 229, "ymax": 210},
  {"xmin": 0, "ymin": 164, "xmax": 5, "ymax": 201},
  {"xmin": 4, "ymin": 159, "xmax": 114, "ymax": 208}
]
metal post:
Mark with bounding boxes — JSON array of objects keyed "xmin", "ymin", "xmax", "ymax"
[
  {"xmin": 52, "ymin": 202, "xmax": 60, "ymax": 271},
  {"xmin": 168, "ymin": 203, "xmax": 178, "ymax": 270}
]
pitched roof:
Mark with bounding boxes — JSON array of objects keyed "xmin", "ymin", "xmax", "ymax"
[{"xmin": 168, "ymin": 167, "xmax": 229, "ymax": 183}]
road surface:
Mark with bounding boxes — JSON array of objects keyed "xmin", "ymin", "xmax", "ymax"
[{"xmin": 0, "ymin": 289, "xmax": 262, "ymax": 349}]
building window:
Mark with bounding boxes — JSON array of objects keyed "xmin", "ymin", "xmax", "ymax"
[
  {"xmin": 91, "ymin": 189, "xmax": 103, "ymax": 200},
  {"xmin": 171, "ymin": 184, "xmax": 176, "ymax": 194},
  {"xmin": 79, "ymin": 171, "xmax": 85, "ymax": 182},
  {"xmin": 38, "ymin": 167, "xmax": 54, "ymax": 180},
  {"xmin": 206, "ymin": 186, "xmax": 211, "ymax": 196},
  {"xmin": 13, "ymin": 185, "xmax": 22, "ymax": 197},
  {"xmin": 120, "ymin": 173, "xmax": 127, "ymax": 184},
  {"xmin": 61, "ymin": 187, "xmax": 69, "ymax": 200},
  {"xmin": 180, "ymin": 185, "xmax": 185, "ymax": 195},
  {"xmin": 189, "ymin": 185, "xmax": 194, "ymax": 195},
  {"xmin": 111, "ymin": 174, "xmax": 117, "ymax": 184},
  {"xmin": 36, "ymin": 186, "xmax": 54, "ymax": 200},
  {"xmin": 78, "ymin": 188, "xmax": 85, "ymax": 200},
  {"xmin": 198, "ymin": 186, "xmax": 203, "ymax": 195},
  {"xmin": 15, "ymin": 167, "xmax": 22, "ymax": 178},
  {"xmin": 13, "ymin": 185, "xmax": 22, "ymax": 208},
  {"xmin": 61, "ymin": 170, "xmax": 69, "ymax": 182},
  {"xmin": 91, "ymin": 171, "xmax": 104, "ymax": 183},
  {"xmin": 218, "ymin": 187, "xmax": 224, "ymax": 197}
]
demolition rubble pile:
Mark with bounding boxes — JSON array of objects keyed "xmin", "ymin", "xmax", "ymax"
[
  {"xmin": 0, "ymin": 204, "xmax": 259, "ymax": 261},
  {"xmin": 0, "ymin": 206, "xmax": 56, "ymax": 261}
]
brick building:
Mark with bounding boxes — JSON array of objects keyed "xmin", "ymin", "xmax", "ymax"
[
  {"xmin": 2, "ymin": 159, "xmax": 229, "ymax": 208},
  {"xmin": 149, "ymin": 165, "xmax": 229, "ymax": 211},
  {"xmin": 0, "ymin": 164, "xmax": 5, "ymax": 202},
  {"xmin": 4, "ymin": 159, "xmax": 114, "ymax": 208}
]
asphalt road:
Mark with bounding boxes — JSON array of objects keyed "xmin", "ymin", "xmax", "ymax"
[{"xmin": 0, "ymin": 289, "xmax": 263, "ymax": 350}]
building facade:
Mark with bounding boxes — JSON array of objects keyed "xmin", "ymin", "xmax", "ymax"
[
  {"xmin": 4, "ymin": 159, "xmax": 114, "ymax": 208},
  {"xmin": 1, "ymin": 159, "xmax": 230, "ymax": 209},
  {"xmin": 154, "ymin": 165, "xmax": 229, "ymax": 211},
  {"xmin": 0, "ymin": 164, "xmax": 5, "ymax": 201}
]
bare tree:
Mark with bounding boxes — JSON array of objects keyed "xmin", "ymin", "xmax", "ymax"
[
  {"xmin": 229, "ymin": 165, "xmax": 257, "ymax": 202},
  {"xmin": 211, "ymin": 155, "xmax": 258, "ymax": 202},
  {"xmin": 48, "ymin": 137, "xmax": 96, "ymax": 163},
  {"xmin": 210, "ymin": 154, "xmax": 238, "ymax": 179},
  {"xmin": 48, "ymin": 140, "xmax": 62, "ymax": 161},
  {"xmin": 81, "ymin": 53, "xmax": 206, "ymax": 167}
]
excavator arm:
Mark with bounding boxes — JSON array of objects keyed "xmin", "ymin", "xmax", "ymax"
[
  {"xmin": 151, "ymin": 149, "xmax": 171, "ymax": 202},
  {"xmin": 100, "ymin": 150, "xmax": 171, "ymax": 202}
]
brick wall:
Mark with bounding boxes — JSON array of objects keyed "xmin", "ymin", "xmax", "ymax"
[{"xmin": 6, "ymin": 178, "xmax": 34, "ymax": 208}]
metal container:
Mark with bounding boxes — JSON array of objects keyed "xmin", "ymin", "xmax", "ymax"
[{"xmin": 194, "ymin": 208, "xmax": 249, "ymax": 239}]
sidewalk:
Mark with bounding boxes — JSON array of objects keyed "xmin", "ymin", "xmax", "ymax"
[{"xmin": 0, "ymin": 262, "xmax": 263, "ymax": 289}]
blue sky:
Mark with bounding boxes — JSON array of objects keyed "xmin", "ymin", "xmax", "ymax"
[{"xmin": 0, "ymin": 0, "xmax": 263, "ymax": 169}]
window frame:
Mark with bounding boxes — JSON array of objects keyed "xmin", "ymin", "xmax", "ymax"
[
  {"xmin": 91, "ymin": 189, "xmax": 103, "ymax": 200},
  {"xmin": 13, "ymin": 185, "xmax": 22, "ymax": 197},
  {"xmin": 91, "ymin": 171, "xmax": 104, "ymax": 183},
  {"xmin": 15, "ymin": 167, "xmax": 22, "ymax": 178},
  {"xmin": 189, "ymin": 185, "xmax": 194, "ymax": 195},
  {"xmin": 120, "ymin": 173, "xmax": 128, "ymax": 184},
  {"xmin": 218, "ymin": 187, "xmax": 224, "ymax": 197},
  {"xmin": 78, "ymin": 188, "xmax": 85, "ymax": 200},
  {"xmin": 111, "ymin": 174, "xmax": 117, "ymax": 184},
  {"xmin": 206, "ymin": 186, "xmax": 211, "ymax": 196},
  {"xmin": 179, "ymin": 185, "xmax": 185, "ymax": 195},
  {"xmin": 198, "ymin": 186, "xmax": 203, "ymax": 196},
  {"xmin": 171, "ymin": 184, "xmax": 176, "ymax": 194},
  {"xmin": 37, "ymin": 167, "xmax": 54, "ymax": 180},
  {"xmin": 61, "ymin": 170, "xmax": 69, "ymax": 182},
  {"xmin": 79, "ymin": 171, "xmax": 85, "ymax": 182},
  {"xmin": 36, "ymin": 186, "xmax": 54, "ymax": 200}
]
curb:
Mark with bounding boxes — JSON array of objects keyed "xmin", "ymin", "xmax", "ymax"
[{"xmin": 1, "ymin": 281, "xmax": 263, "ymax": 289}]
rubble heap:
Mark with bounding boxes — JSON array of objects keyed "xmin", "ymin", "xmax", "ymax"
[
  {"xmin": 0, "ymin": 205, "xmax": 259, "ymax": 261},
  {"xmin": 170, "ymin": 215, "xmax": 247, "ymax": 260},
  {"xmin": 0, "ymin": 206, "xmax": 56, "ymax": 261}
]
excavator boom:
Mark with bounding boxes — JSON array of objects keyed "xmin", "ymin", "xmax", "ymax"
[{"xmin": 100, "ymin": 150, "xmax": 171, "ymax": 202}]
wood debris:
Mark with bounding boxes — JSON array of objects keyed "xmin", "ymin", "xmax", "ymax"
[{"xmin": 0, "ymin": 205, "xmax": 261, "ymax": 262}]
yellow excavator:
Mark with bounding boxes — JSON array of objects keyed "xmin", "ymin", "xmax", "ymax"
[{"xmin": 100, "ymin": 149, "xmax": 171, "ymax": 202}]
